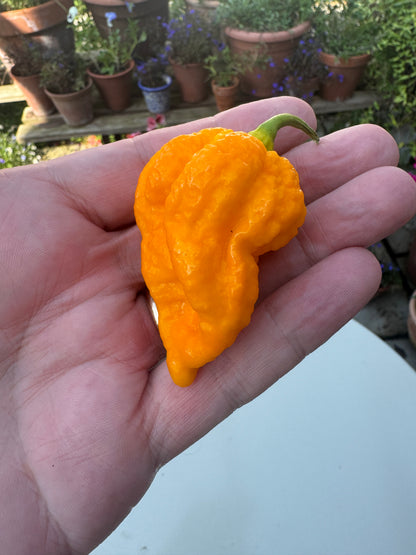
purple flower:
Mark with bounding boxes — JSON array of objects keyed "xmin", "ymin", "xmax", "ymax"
[
  {"xmin": 0, "ymin": 158, "xmax": 5, "ymax": 164},
  {"xmin": 338, "ymin": 74, "xmax": 344, "ymax": 83}
]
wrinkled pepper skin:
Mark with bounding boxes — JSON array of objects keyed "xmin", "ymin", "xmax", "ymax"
[{"xmin": 135, "ymin": 117, "xmax": 317, "ymax": 387}]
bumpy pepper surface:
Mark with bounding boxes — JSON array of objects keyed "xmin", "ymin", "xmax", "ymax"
[{"xmin": 134, "ymin": 114, "xmax": 319, "ymax": 387}]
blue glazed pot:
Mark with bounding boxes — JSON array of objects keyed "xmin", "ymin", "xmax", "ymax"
[{"xmin": 138, "ymin": 75, "xmax": 172, "ymax": 114}]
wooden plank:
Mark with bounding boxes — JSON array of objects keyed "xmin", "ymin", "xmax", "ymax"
[
  {"xmin": 16, "ymin": 95, "xmax": 219, "ymax": 144},
  {"xmin": 15, "ymin": 90, "xmax": 378, "ymax": 144},
  {"xmin": 0, "ymin": 83, "xmax": 25, "ymax": 103},
  {"xmin": 312, "ymin": 90, "xmax": 378, "ymax": 114}
]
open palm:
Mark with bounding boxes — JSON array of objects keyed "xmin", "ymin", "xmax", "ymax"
[{"xmin": 1, "ymin": 97, "xmax": 415, "ymax": 555}]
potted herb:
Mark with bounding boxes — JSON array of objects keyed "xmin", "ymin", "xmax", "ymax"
[
  {"xmin": 85, "ymin": 10, "xmax": 146, "ymax": 112},
  {"xmin": 137, "ymin": 53, "xmax": 172, "ymax": 114},
  {"xmin": 205, "ymin": 44, "xmax": 250, "ymax": 111},
  {"xmin": 285, "ymin": 31, "xmax": 327, "ymax": 101},
  {"xmin": 0, "ymin": 0, "xmax": 74, "ymax": 71},
  {"xmin": 5, "ymin": 39, "xmax": 55, "ymax": 116},
  {"xmin": 314, "ymin": 0, "xmax": 378, "ymax": 101},
  {"xmin": 40, "ymin": 51, "xmax": 94, "ymax": 126},
  {"xmin": 217, "ymin": 0, "xmax": 313, "ymax": 97},
  {"xmin": 165, "ymin": 9, "xmax": 215, "ymax": 103}
]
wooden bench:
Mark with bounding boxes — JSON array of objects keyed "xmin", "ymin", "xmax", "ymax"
[{"xmin": 1, "ymin": 81, "xmax": 377, "ymax": 144}]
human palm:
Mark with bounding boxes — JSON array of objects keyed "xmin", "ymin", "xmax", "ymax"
[{"xmin": 1, "ymin": 97, "xmax": 415, "ymax": 555}]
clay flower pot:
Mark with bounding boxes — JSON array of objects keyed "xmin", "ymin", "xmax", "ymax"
[
  {"xmin": 319, "ymin": 51, "xmax": 372, "ymax": 101},
  {"xmin": 225, "ymin": 21, "xmax": 310, "ymax": 98},
  {"xmin": 87, "ymin": 59, "xmax": 135, "ymax": 112},
  {"xmin": 0, "ymin": 0, "xmax": 74, "ymax": 70},
  {"xmin": 10, "ymin": 65, "xmax": 55, "ymax": 117},
  {"xmin": 84, "ymin": 0, "xmax": 168, "ymax": 58},
  {"xmin": 170, "ymin": 59, "xmax": 210, "ymax": 103},
  {"xmin": 44, "ymin": 77, "xmax": 94, "ymax": 127},
  {"xmin": 211, "ymin": 76, "xmax": 240, "ymax": 112}
]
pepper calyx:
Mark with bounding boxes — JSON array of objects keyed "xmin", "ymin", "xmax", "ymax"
[{"xmin": 249, "ymin": 113, "xmax": 319, "ymax": 151}]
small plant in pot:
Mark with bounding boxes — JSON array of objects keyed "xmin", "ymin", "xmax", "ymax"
[
  {"xmin": 40, "ymin": 51, "xmax": 94, "ymax": 126},
  {"xmin": 314, "ymin": 0, "xmax": 379, "ymax": 100},
  {"xmin": 164, "ymin": 9, "xmax": 215, "ymax": 103},
  {"xmin": 216, "ymin": 0, "xmax": 314, "ymax": 97},
  {"xmin": 285, "ymin": 30, "xmax": 327, "ymax": 102},
  {"xmin": 204, "ymin": 43, "xmax": 251, "ymax": 111},
  {"xmin": 137, "ymin": 53, "xmax": 172, "ymax": 114},
  {"xmin": 84, "ymin": 10, "xmax": 146, "ymax": 111},
  {"xmin": 6, "ymin": 39, "xmax": 55, "ymax": 116}
]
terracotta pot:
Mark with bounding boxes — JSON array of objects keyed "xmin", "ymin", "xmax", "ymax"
[
  {"xmin": 0, "ymin": 0, "xmax": 74, "ymax": 70},
  {"xmin": 287, "ymin": 75, "xmax": 320, "ymax": 101},
  {"xmin": 211, "ymin": 77, "xmax": 240, "ymax": 112},
  {"xmin": 138, "ymin": 75, "xmax": 172, "ymax": 113},
  {"xmin": 319, "ymin": 51, "xmax": 371, "ymax": 101},
  {"xmin": 10, "ymin": 65, "xmax": 55, "ymax": 116},
  {"xmin": 170, "ymin": 59, "xmax": 209, "ymax": 103},
  {"xmin": 87, "ymin": 59, "xmax": 135, "ymax": 112},
  {"xmin": 225, "ymin": 21, "xmax": 310, "ymax": 98},
  {"xmin": 184, "ymin": 0, "xmax": 219, "ymax": 19},
  {"xmin": 84, "ymin": 0, "xmax": 168, "ymax": 58},
  {"xmin": 44, "ymin": 77, "xmax": 94, "ymax": 126}
]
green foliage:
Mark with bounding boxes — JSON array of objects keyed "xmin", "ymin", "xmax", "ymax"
[
  {"xmin": 90, "ymin": 18, "xmax": 146, "ymax": 75},
  {"xmin": 40, "ymin": 52, "xmax": 88, "ymax": 94},
  {"xmin": 216, "ymin": 0, "xmax": 313, "ymax": 32},
  {"xmin": 365, "ymin": 0, "xmax": 416, "ymax": 127},
  {"xmin": 3, "ymin": 38, "xmax": 45, "ymax": 76},
  {"xmin": 0, "ymin": 126, "xmax": 41, "ymax": 168},
  {"xmin": 165, "ymin": 9, "xmax": 216, "ymax": 64},
  {"xmin": 313, "ymin": 0, "xmax": 380, "ymax": 59},
  {"xmin": 0, "ymin": 0, "xmax": 45, "ymax": 10},
  {"xmin": 72, "ymin": 0, "xmax": 102, "ymax": 53},
  {"xmin": 205, "ymin": 45, "xmax": 253, "ymax": 87}
]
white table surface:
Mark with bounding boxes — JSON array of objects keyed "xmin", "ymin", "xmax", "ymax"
[{"xmin": 91, "ymin": 320, "xmax": 416, "ymax": 555}]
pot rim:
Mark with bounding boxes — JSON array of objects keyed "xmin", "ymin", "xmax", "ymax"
[
  {"xmin": 0, "ymin": 0, "xmax": 72, "ymax": 36},
  {"xmin": 319, "ymin": 51, "xmax": 372, "ymax": 67},
  {"xmin": 224, "ymin": 20, "xmax": 310, "ymax": 43},
  {"xmin": 44, "ymin": 75, "xmax": 93, "ymax": 98},
  {"xmin": 138, "ymin": 74, "xmax": 172, "ymax": 92},
  {"xmin": 87, "ymin": 58, "xmax": 135, "ymax": 79}
]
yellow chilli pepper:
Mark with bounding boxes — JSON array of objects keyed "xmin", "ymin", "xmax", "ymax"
[{"xmin": 134, "ymin": 113, "xmax": 319, "ymax": 387}]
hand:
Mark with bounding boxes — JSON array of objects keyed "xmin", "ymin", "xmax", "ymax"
[{"xmin": 1, "ymin": 97, "xmax": 415, "ymax": 555}]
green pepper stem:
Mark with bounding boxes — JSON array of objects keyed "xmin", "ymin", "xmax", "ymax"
[{"xmin": 249, "ymin": 113, "xmax": 319, "ymax": 151}]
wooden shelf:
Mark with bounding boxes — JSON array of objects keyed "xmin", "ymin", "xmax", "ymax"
[
  {"xmin": 0, "ymin": 82, "xmax": 25, "ymax": 103},
  {"xmin": 12, "ymin": 89, "xmax": 378, "ymax": 145},
  {"xmin": 15, "ymin": 94, "xmax": 219, "ymax": 144}
]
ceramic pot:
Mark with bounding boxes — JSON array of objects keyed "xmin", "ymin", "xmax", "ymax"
[
  {"xmin": 44, "ymin": 77, "xmax": 94, "ymax": 126},
  {"xmin": 170, "ymin": 59, "xmax": 209, "ymax": 103},
  {"xmin": 0, "ymin": 0, "xmax": 74, "ymax": 70},
  {"xmin": 87, "ymin": 59, "xmax": 135, "ymax": 112},
  {"xmin": 319, "ymin": 52, "xmax": 371, "ymax": 101},
  {"xmin": 138, "ymin": 75, "xmax": 172, "ymax": 113},
  {"xmin": 211, "ymin": 77, "xmax": 240, "ymax": 112},
  {"xmin": 10, "ymin": 65, "xmax": 55, "ymax": 116},
  {"xmin": 225, "ymin": 21, "xmax": 310, "ymax": 98}
]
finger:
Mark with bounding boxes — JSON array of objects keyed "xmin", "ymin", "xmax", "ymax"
[
  {"xmin": 259, "ymin": 166, "xmax": 416, "ymax": 298},
  {"xmin": 146, "ymin": 247, "xmax": 381, "ymax": 465},
  {"xmin": 47, "ymin": 97, "xmax": 316, "ymax": 231},
  {"xmin": 286, "ymin": 123, "xmax": 400, "ymax": 204}
]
